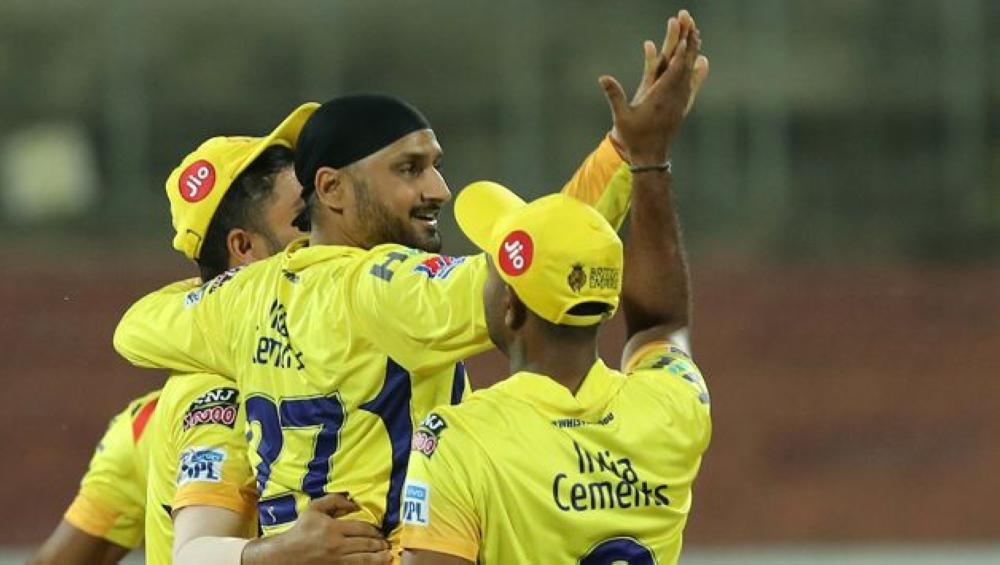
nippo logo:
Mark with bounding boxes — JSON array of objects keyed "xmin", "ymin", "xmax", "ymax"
[
  {"xmin": 498, "ymin": 230, "xmax": 533, "ymax": 276},
  {"xmin": 178, "ymin": 160, "xmax": 216, "ymax": 203}
]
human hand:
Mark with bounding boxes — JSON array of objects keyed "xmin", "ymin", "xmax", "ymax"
[
  {"xmin": 243, "ymin": 494, "xmax": 391, "ymax": 564},
  {"xmin": 602, "ymin": 11, "xmax": 704, "ymax": 166}
]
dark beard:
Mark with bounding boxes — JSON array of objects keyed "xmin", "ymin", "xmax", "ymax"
[{"xmin": 354, "ymin": 179, "xmax": 441, "ymax": 252}]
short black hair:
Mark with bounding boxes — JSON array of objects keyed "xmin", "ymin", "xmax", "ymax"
[
  {"xmin": 532, "ymin": 302, "xmax": 609, "ymax": 341},
  {"xmin": 196, "ymin": 145, "xmax": 295, "ymax": 281}
]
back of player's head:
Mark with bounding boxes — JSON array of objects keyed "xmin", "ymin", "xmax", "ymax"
[
  {"xmin": 165, "ymin": 103, "xmax": 317, "ymax": 263},
  {"xmin": 293, "ymin": 94, "xmax": 431, "ymax": 230},
  {"xmin": 195, "ymin": 144, "xmax": 295, "ymax": 281},
  {"xmin": 456, "ymin": 181, "xmax": 623, "ymax": 328}
]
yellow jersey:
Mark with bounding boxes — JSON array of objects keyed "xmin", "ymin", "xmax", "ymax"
[
  {"xmin": 400, "ymin": 342, "xmax": 711, "ymax": 564},
  {"xmin": 113, "ymin": 137, "xmax": 631, "ymax": 545},
  {"xmin": 144, "ymin": 372, "xmax": 258, "ymax": 565},
  {"xmin": 64, "ymin": 389, "xmax": 160, "ymax": 549}
]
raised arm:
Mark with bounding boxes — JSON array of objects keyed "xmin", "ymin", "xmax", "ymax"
[
  {"xmin": 563, "ymin": 13, "xmax": 709, "ymax": 234},
  {"xmin": 600, "ymin": 12, "xmax": 707, "ymax": 365}
]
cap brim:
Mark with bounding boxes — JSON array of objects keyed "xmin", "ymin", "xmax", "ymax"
[
  {"xmin": 235, "ymin": 102, "xmax": 320, "ymax": 174},
  {"xmin": 455, "ymin": 181, "xmax": 526, "ymax": 252}
]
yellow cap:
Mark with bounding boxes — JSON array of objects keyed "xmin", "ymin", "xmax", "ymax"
[
  {"xmin": 166, "ymin": 102, "xmax": 319, "ymax": 260},
  {"xmin": 456, "ymin": 181, "xmax": 623, "ymax": 327}
]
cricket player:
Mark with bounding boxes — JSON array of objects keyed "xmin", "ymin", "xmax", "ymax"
[
  {"xmin": 38, "ymin": 104, "xmax": 387, "ymax": 565},
  {"xmin": 31, "ymin": 390, "xmax": 159, "ymax": 565},
  {"xmin": 401, "ymin": 15, "xmax": 709, "ymax": 564},
  {"xmin": 145, "ymin": 104, "xmax": 393, "ymax": 564},
  {"xmin": 113, "ymin": 98, "xmax": 626, "ymax": 559},
  {"xmin": 154, "ymin": 103, "xmax": 385, "ymax": 563},
  {"xmin": 112, "ymin": 16, "xmax": 704, "ymax": 561}
]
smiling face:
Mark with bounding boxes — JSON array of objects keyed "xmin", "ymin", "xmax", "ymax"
[{"xmin": 343, "ymin": 129, "xmax": 450, "ymax": 252}]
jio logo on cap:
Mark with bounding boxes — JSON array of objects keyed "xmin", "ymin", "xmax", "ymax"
[
  {"xmin": 498, "ymin": 230, "xmax": 533, "ymax": 276},
  {"xmin": 178, "ymin": 160, "xmax": 216, "ymax": 203}
]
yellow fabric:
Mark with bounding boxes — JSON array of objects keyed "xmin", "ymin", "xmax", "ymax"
[
  {"xmin": 144, "ymin": 373, "xmax": 258, "ymax": 565},
  {"xmin": 64, "ymin": 390, "xmax": 160, "ymax": 549},
  {"xmin": 560, "ymin": 135, "xmax": 632, "ymax": 230},
  {"xmin": 167, "ymin": 102, "xmax": 318, "ymax": 260},
  {"xmin": 455, "ymin": 182, "xmax": 623, "ymax": 326},
  {"xmin": 400, "ymin": 343, "xmax": 711, "ymax": 564},
  {"xmin": 114, "ymin": 136, "xmax": 627, "ymax": 548},
  {"xmin": 115, "ymin": 242, "xmax": 487, "ymax": 547}
]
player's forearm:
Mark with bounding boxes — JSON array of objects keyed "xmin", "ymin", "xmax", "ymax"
[
  {"xmin": 29, "ymin": 521, "xmax": 130, "ymax": 565},
  {"xmin": 174, "ymin": 536, "xmax": 248, "ymax": 565},
  {"xmin": 240, "ymin": 532, "xmax": 307, "ymax": 564},
  {"xmin": 621, "ymin": 165, "xmax": 691, "ymax": 339}
]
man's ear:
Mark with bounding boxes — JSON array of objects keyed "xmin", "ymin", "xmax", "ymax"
[
  {"xmin": 314, "ymin": 166, "xmax": 347, "ymax": 212},
  {"xmin": 505, "ymin": 285, "xmax": 528, "ymax": 332},
  {"xmin": 225, "ymin": 228, "xmax": 255, "ymax": 267}
]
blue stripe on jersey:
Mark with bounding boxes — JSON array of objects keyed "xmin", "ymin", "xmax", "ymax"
[
  {"xmin": 257, "ymin": 494, "xmax": 297, "ymax": 528},
  {"xmin": 450, "ymin": 362, "xmax": 467, "ymax": 405},
  {"xmin": 360, "ymin": 358, "xmax": 412, "ymax": 535}
]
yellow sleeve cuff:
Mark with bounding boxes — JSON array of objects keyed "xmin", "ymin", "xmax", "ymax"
[
  {"xmin": 64, "ymin": 491, "xmax": 143, "ymax": 549},
  {"xmin": 173, "ymin": 484, "xmax": 256, "ymax": 517},
  {"xmin": 624, "ymin": 340, "xmax": 675, "ymax": 374},
  {"xmin": 64, "ymin": 492, "xmax": 118, "ymax": 538}
]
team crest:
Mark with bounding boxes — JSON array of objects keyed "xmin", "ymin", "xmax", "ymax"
[{"xmin": 567, "ymin": 263, "xmax": 586, "ymax": 293}]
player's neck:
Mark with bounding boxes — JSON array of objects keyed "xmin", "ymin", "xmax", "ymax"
[
  {"xmin": 309, "ymin": 213, "xmax": 366, "ymax": 248},
  {"xmin": 509, "ymin": 334, "xmax": 599, "ymax": 395}
]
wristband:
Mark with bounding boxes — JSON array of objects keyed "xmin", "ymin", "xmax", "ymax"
[{"xmin": 629, "ymin": 161, "xmax": 671, "ymax": 174}]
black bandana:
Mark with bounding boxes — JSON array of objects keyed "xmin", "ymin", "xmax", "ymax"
[{"xmin": 294, "ymin": 94, "xmax": 431, "ymax": 201}]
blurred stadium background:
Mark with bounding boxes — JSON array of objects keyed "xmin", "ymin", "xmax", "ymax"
[{"xmin": 1, "ymin": 0, "xmax": 998, "ymax": 562}]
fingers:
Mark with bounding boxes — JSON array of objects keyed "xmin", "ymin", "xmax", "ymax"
[
  {"xmin": 335, "ymin": 536, "xmax": 391, "ymax": 553},
  {"xmin": 336, "ymin": 519, "xmax": 387, "ymax": 539},
  {"xmin": 309, "ymin": 492, "xmax": 360, "ymax": 518},
  {"xmin": 599, "ymin": 75, "xmax": 629, "ymax": 118},
  {"xmin": 339, "ymin": 550, "xmax": 394, "ymax": 564},
  {"xmin": 661, "ymin": 16, "xmax": 680, "ymax": 58},
  {"xmin": 642, "ymin": 40, "xmax": 658, "ymax": 82},
  {"xmin": 665, "ymin": 37, "xmax": 689, "ymax": 83},
  {"xmin": 686, "ymin": 28, "xmax": 701, "ymax": 69},
  {"xmin": 654, "ymin": 16, "xmax": 679, "ymax": 79},
  {"xmin": 693, "ymin": 55, "xmax": 710, "ymax": 84},
  {"xmin": 684, "ymin": 55, "xmax": 710, "ymax": 116},
  {"xmin": 677, "ymin": 9, "xmax": 694, "ymax": 42}
]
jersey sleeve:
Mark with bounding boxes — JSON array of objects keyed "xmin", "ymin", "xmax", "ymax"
[
  {"xmin": 559, "ymin": 135, "xmax": 632, "ymax": 230},
  {"xmin": 400, "ymin": 411, "xmax": 481, "ymax": 561},
  {"xmin": 166, "ymin": 380, "xmax": 257, "ymax": 518},
  {"xmin": 113, "ymin": 275, "xmax": 240, "ymax": 377},
  {"xmin": 347, "ymin": 249, "xmax": 492, "ymax": 376},
  {"xmin": 624, "ymin": 341, "xmax": 711, "ymax": 450},
  {"xmin": 64, "ymin": 392, "xmax": 158, "ymax": 549}
]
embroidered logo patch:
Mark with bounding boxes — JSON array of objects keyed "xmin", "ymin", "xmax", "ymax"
[
  {"xmin": 182, "ymin": 387, "xmax": 239, "ymax": 431},
  {"xmin": 177, "ymin": 447, "xmax": 226, "ymax": 486},
  {"xmin": 402, "ymin": 481, "xmax": 430, "ymax": 526},
  {"xmin": 411, "ymin": 412, "xmax": 448, "ymax": 458}
]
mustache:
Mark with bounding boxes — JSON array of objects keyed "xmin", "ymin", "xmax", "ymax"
[{"xmin": 410, "ymin": 204, "xmax": 442, "ymax": 217}]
